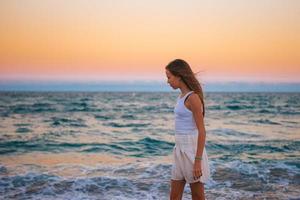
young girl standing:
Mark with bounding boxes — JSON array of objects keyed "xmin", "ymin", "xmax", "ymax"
[{"xmin": 165, "ymin": 59, "xmax": 210, "ymax": 200}]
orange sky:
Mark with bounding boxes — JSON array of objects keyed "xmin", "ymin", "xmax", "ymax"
[{"xmin": 0, "ymin": 0, "xmax": 299, "ymax": 82}]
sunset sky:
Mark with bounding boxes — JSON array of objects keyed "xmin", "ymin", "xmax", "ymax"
[{"xmin": 0, "ymin": 0, "xmax": 299, "ymax": 83}]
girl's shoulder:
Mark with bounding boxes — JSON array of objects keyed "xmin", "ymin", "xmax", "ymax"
[
  {"xmin": 185, "ymin": 91, "xmax": 197, "ymax": 101},
  {"xmin": 186, "ymin": 93, "xmax": 203, "ymax": 110}
]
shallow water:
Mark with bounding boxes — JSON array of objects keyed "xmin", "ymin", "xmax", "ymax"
[{"xmin": 0, "ymin": 91, "xmax": 299, "ymax": 199}]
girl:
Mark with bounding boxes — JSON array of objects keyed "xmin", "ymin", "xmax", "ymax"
[{"xmin": 165, "ymin": 59, "xmax": 210, "ymax": 200}]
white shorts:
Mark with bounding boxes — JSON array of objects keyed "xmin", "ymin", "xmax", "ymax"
[{"xmin": 171, "ymin": 132, "xmax": 210, "ymax": 184}]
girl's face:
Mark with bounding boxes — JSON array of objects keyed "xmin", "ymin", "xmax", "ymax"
[{"xmin": 166, "ymin": 69, "xmax": 181, "ymax": 89}]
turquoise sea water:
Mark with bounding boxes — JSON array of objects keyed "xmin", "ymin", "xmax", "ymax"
[{"xmin": 0, "ymin": 91, "xmax": 299, "ymax": 199}]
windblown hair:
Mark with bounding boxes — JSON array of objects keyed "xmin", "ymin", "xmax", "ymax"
[{"xmin": 166, "ymin": 59, "xmax": 205, "ymax": 117}]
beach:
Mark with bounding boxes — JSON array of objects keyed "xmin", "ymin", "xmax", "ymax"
[{"xmin": 0, "ymin": 91, "xmax": 299, "ymax": 199}]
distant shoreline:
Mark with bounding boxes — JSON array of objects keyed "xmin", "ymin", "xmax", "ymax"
[
  {"xmin": 0, "ymin": 81, "xmax": 300, "ymax": 92},
  {"xmin": 0, "ymin": 91, "xmax": 299, "ymax": 93}
]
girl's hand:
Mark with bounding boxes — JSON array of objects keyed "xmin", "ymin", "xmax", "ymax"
[{"xmin": 193, "ymin": 160, "xmax": 202, "ymax": 180}]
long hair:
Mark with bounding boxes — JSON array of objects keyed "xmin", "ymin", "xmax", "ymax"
[{"xmin": 166, "ymin": 59, "xmax": 205, "ymax": 117}]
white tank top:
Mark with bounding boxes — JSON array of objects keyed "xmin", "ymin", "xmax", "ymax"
[{"xmin": 174, "ymin": 91, "xmax": 198, "ymax": 134}]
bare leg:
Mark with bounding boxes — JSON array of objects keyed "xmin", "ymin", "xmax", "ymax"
[
  {"xmin": 170, "ymin": 179, "xmax": 186, "ymax": 200},
  {"xmin": 189, "ymin": 181, "xmax": 205, "ymax": 200}
]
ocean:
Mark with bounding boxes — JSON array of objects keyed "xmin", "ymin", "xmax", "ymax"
[{"xmin": 0, "ymin": 91, "xmax": 299, "ymax": 200}]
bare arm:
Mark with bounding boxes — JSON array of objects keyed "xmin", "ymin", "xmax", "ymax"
[{"xmin": 188, "ymin": 93, "xmax": 206, "ymax": 158}]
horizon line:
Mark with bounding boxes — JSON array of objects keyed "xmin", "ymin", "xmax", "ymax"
[{"xmin": 0, "ymin": 81, "xmax": 299, "ymax": 92}]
